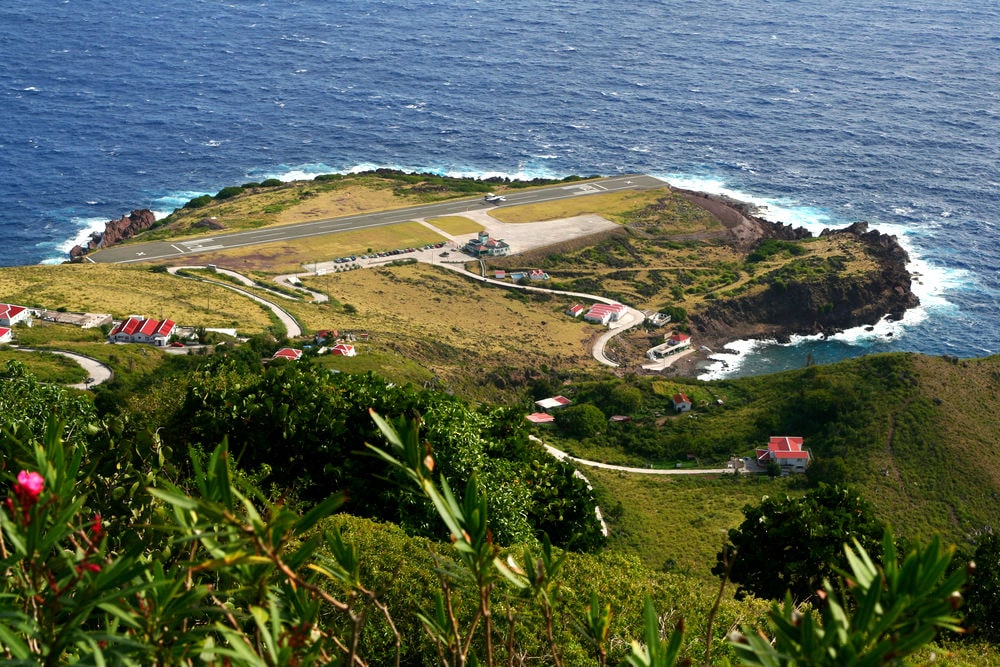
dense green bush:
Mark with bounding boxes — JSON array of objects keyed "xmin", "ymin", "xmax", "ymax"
[
  {"xmin": 215, "ymin": 185, "xmax": 245, "ymax": 200},
  {"xmin": 715, "ymin": 484, "xmax": 886, "ymax": 601},
  {"xmin": 182, "ymin": 193, "xmax": 213, "ymax": 209},
  {"xmin": 173, "ymin": 363, "xmax": 604, "ymax": 549}
]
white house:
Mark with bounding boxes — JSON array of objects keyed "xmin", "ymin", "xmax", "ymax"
[
  {"xmin": 0, "ymin": 327, "xmax": 12, "ymax": 344},
  {"xmin": 755, "ymin": 436, "xmax": 811, "ymax": 473},
  {"xmin": 672, "ymin": 392, "xmax": 692, "ymax": 413},
  {"xmin": 535, "ymin": 395, "xmax": 572, "ymax": 412},
  {"xmin": 583, "ymin": 303, "xmax": 626, "ymax": 325},
  {"xmin": 0, "ymin": 304, "xmax": 31, "ymax": 328},
  {"xmin": 330, "ymin": 343, "xmax": 357, "ymax": 357},
  {"xmin": 107, "ymin": 316, "xmax": 176, "ymax": 346}
]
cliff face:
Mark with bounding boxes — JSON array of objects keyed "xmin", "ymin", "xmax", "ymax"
[
  {"xmin": 690, "ymin": 221, "xmax": 918, "ymax": 344},
  {"xmin": 69, "ymin": 209, "xmax": 157, "ymax": 260}
]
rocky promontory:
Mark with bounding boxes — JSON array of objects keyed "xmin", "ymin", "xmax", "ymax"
[
  {"xmin": 689, "ymin": 218, "xmax": 918, "ymax": 345},
  {"xmin": 69, "ymin": 209, "xmax": 157, "ymax": 260}
]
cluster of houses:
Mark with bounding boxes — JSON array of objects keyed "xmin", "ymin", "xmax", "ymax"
[
  {"xmin": 0, "ymin": 303, "xmax": 32, "ymax": 344},
  {"xmin": 526, "ymin": 395, "xmax": 572, "ymax": 424},
  {"xmin": 272, "ymin": 344, "xmax": 357, "ymax": 361}
]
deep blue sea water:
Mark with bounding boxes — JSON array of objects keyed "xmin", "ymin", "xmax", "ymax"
[{"xmin": 2, "ymin": 1, "xmax": 998, "ymax": 377}]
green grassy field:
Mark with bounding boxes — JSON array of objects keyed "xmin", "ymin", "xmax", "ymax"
[{"xmin": 0, "ymin": 347, "xmax": 88, "ymax": 384}]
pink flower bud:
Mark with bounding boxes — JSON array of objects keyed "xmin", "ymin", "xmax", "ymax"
[{"xmin": 13, "ymin": 470, "xmax": 44, "ymax": 505}]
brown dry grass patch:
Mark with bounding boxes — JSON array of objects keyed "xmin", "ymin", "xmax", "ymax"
[
  {"xmin": 178, "ymin": 222, "xmax": 449, "ymax": 274},
  {"xmin": 0, "ymin": 265, "xmax": 275, "ymax": 333},
  {"xmin": 491, "ymin": 189, "xmax": 670, "ymax": 224},
  {"xmin": 281, "ymin": 263, "xmax": 600, "ymax": 390},
  {"xmin": 274, "ymin": 186, "xmax": 420, "ymax": 224},
  {"xmin": 426, "ymin": 216, "xmax": 484, "ymax": 235}
]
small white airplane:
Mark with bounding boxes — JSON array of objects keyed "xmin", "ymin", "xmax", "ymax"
[{"xmin": 484, "ymin": 193, "xmax": 506, "ymax": 203}]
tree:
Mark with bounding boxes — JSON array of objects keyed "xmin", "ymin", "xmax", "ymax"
[
  {"xmin": 964, "ymin": 529, "xmax": 1000, "ymax": 641},
  {"xmin": 555, "ymin": 403, "xmax": 606, "ymax": 439},
  {"xmin": 714, "ymin": 484, "xmax": 885, "ymax": 601},
  {"xmin": 609, "ymin": 385, "xmax": 642, "ymax": 414}
]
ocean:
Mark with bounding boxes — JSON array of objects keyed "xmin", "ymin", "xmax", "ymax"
[{"xmin": 2, "ymin": 0, "xmax": 997, "ymax": 378}]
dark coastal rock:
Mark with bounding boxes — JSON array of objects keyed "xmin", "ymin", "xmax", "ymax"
[{"xmin": 69, "ymin": 209, "xmax": 157, "ymax": 260}]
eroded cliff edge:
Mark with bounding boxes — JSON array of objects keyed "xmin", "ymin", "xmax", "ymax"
[{"xmin": 683, "ymin": 188, "xmax": 918, "ymax": 345}]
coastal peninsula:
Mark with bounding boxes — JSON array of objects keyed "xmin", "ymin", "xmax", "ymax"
[{"xmin": 63, "ymin": 172, "xmax": 917, "ymax": 384}]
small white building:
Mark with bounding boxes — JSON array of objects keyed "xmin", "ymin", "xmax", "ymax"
[
  {"xmin": 0, "ymin": 327, "xmax": 12, "ymax": 344},
  {"xmin": 535, "ymin": 395, "xmax": 572, "ymax": 412},
  {"xmin": 0, "ymin": 304, "xmax": 32, "ymax": 328},
  {"xmin": 672, "ymin": 393, "xmax": 692, "ymax": 413},
  {"xmin": 583, "ymin": 303, "xmax": 626, "ymax": 325}
]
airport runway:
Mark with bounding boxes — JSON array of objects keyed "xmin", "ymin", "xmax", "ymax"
[{"xmin": 86, "ymin": 175, "xmax": 668, "ymax": 264}]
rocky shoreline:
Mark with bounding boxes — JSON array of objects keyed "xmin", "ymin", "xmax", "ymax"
[
  {"xmin": 69, "ymin": 209, "xmax": 157, "ymax": 260},
  {"xmin": 657, "ymin": 190, "xmax": 918, "ymax": 378}
]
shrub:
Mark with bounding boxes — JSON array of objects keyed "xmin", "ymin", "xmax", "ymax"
[
  {"xmin": 183, "ymin": 194, "xmax": 213, "ymax": 209},
  {"xmin": 215, "ymin": 185, "xmax": 245, "ymax": 200}
]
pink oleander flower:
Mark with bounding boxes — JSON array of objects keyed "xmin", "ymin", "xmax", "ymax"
[{"xmin": 13, "ymin": 470, "xmax": 44, "ymax": 504}]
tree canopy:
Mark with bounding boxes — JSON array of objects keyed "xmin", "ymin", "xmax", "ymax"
[{"xmin": 714, "ymin": 484, "xmax": 886, "ymax": 601}]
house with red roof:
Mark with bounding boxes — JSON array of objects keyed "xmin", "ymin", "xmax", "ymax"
[
  {"xmin": 583, "ymin": 303, "xmax": 626, "ymax": 325},
  {"xmin": 534, "ymin": 395, "xmax": 572, "ymax": 412},
  {"xmin": 528, "ymin": 269, "xmax": 549, "ymax": 281},
  {"xmin": 525, "ymin": 412, "xmax": 556, "ymax": 424},
  {"xmin": 330, "ymin": 343, "xmax": 356, "ymax": 357},
  {"xmin": 756, "ymin": 436, "xmax": 811, "ymax": 474},
  {"xmin": 107, "ymin": 315, "xmax": 175, "ymax": 346},
  {"xmin": 494, "ymin": 269, "xmax": 507, "ymax": 280},
  {"xmin": 566, "ymin": 304, "xmax": 585, "ymax": 318},
  {"xmin": 667, "ymin": 333, "xmax": 691, "ymax": 348},
  {"xmin": 0, "ymin": 304, "xmax": 31, "ymax": 328},
  {"xmin": 0, "ymin": 327, "xmax": 11, "ymax": 344},
  {"xmin": 272, "ymin": 348, "xmax": 303, "ymax": 361},
  {"xmin": 672, "ymin": 393, "xmax": 692, "ymax": 413}
]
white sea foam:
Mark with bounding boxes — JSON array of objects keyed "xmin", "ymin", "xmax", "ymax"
[{"xmin": 696, "ymin": 338, "xmax": 769, "ymax": 380}]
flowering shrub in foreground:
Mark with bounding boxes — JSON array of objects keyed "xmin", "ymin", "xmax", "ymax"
[{"xmin": 0, "ymin": 415, "xmax": 969, "ymax": 666}]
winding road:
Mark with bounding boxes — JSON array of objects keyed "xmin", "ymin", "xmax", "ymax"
[
  {"xmin": 167, "ymin": 266, "xmax": 302, "ymax": 338},
  {"xmin": 13, "ymin": 347, "xmax": 113, "ymax": 390}
]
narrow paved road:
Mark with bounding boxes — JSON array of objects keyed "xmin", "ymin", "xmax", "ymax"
[
  {"xmin": 433, "ymin": 261, "xmax": 645, "ymax": 368},
  {"xmin": 531, "ymin": 436, "xmax": 733, "ymax": 476},
  {"xmin": 167, "ymin": 266, "xmax": 302, "ymax": 338},
  {"xmin": 13, "ymin": 347, "xmax": 113, "ymax": 389}
]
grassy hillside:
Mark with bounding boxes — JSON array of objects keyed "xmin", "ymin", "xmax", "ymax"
[
  {"xmin": 0, "ymin": 264, "xmax": 277, "ymax": 334},
  {"xmin": 528, "ymin": 352, "xmax": 1000, "ymax": 579}
]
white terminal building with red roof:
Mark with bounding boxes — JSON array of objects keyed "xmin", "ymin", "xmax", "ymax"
[{"xmin": 107, "ymin": 315, "xmax": 176, "ymax": 346}]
